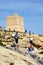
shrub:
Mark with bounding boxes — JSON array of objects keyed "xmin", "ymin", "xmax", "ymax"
[
  {"xmin": 0, "ymin": 40, "xmax": 6, "ymax": 46},
  {"xmin": 0, "ymin": 40, "xmax": 3, "ymax": 46},
  {"xmin": 10, "ymin": 62, "xmax": 14, "ymax": 65},
  {"xmin": 7, "ymin": 37, "xmax": 11, "ymax": 39},
  {"xmin": 39, "ymin": 51, "xmax": 43, "ymax": 54},
  {"xmin": 3, "ymin": 44, "xmax": 6, "ymax": 46},
  {"xmin": 7, "ymin": 43, "xmax": 9, "ymax": 45},
  {"xmin": 19, "ymin": 38, "xmax": 23, "ymax": 39}
]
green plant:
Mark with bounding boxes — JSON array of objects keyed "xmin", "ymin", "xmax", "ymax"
[
  {"xmin": 0, "ymin": 40, "xmax": 3, "ymax": 46},
  {"xmin": 7, "ymin": 37, "xmax": 11, "ymax": 39},
  {"xmin": 3, "ymin": 44, "xmax": 6, "ymax": 46},
  {"xmin": 39, "ymin": 51, "xmax": 43, "ymax": 54},
  {"xmin": 10, "ymin": 62, "xmax": 14, "ymax": 65},
  {"xmin": 7, "ymin": 43, "xmax": 9, "ymax": 45},
  {"xmin": 42, "ymin": 58, "xmax": 43, "ymax": 60},
  {"xmin": 0, "ymin": 40, "xmax": 6, "ymax": 46},
  {"xmin": 19, "ymin": 38, "xmax": 23, "ymax": 39}
]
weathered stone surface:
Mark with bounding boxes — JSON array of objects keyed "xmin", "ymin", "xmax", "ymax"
[{"xmin": 0, "ymin": 46, "xmax": 42, "ymax": 65}]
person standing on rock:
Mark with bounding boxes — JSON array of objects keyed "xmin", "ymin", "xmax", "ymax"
[
  {"xmin": 29, "ymin": 36, "xmax": 33, "ymax": 45},
  {"xmin": 14, "ymin": 32, "xmax": 19, "ymax": 51}
]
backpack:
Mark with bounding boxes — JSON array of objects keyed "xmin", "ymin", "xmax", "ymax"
[
  {"xmin": 29, "ymin": 47, "xmax": 34, "ymax": 51},
  {"xmin": 14, "ymin": 33, "xmax": 18, "ymax": 39}
]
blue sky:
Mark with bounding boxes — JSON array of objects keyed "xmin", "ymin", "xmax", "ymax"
[{"xmin": 0, "ymin": 0, "xmax": 43, "ymax": 34}]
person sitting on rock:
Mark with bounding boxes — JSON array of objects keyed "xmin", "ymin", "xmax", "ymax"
[
  {"xmin": 25, "ymin": 44, "xmax": 40, "ymax": 59},
  {"xmin": 25, "ymin": 44, "xmax": 34, "ymax": 54}
]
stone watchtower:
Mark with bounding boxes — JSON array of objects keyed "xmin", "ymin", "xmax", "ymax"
[{"xmin": 6, "ymin": 13, "xmax": 24, "ymax": 32}]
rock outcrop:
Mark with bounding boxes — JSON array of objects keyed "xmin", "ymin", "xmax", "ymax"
[{"xmin": 0, "ymin": 46, "xmax": 42, "ymax": 65}]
